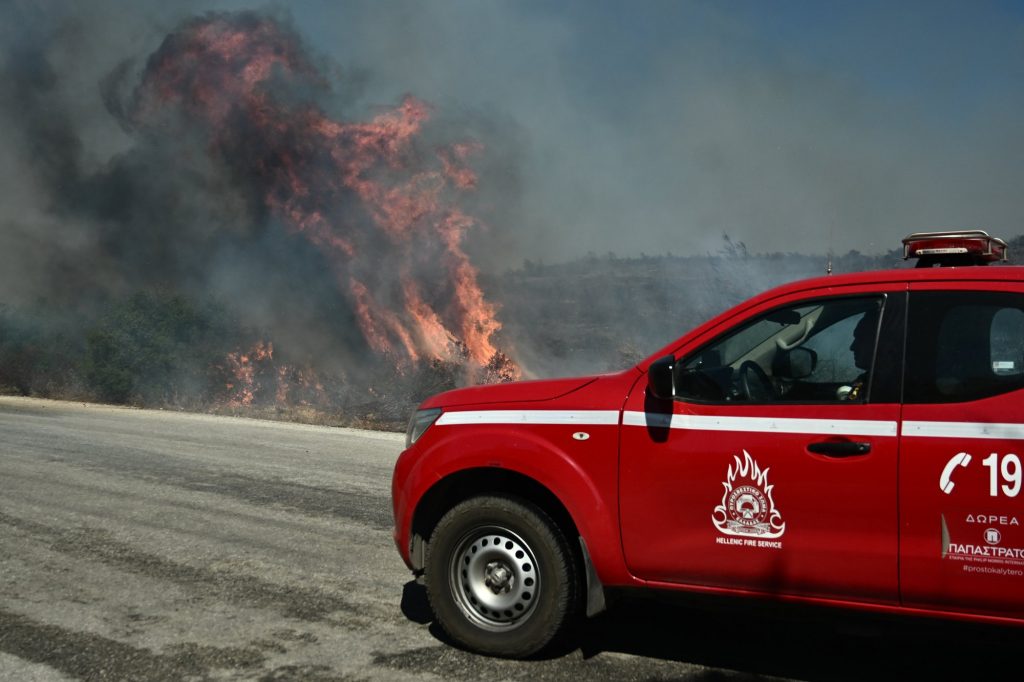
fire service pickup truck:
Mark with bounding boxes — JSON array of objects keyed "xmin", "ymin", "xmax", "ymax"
[{"xmin": 392, "ymin": 231, "xmax": 1024, "ymax": 657}]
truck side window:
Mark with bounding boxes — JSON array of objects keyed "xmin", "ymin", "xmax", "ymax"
[
  {"xmin": 676, "ymin": 296, "xmax": 884, "ymax": 403},
  {"xmin": 991, "ymin": 308, "xmax": 1024, "ymax": 377},
  {"xmin": 905, "ymin": 291, "xmax": 1024, "ymax": 403}
]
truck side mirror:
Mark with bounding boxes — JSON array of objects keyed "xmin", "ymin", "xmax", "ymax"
[{"xmin": 648, "ymin": 354, "xmax": 675, "ymax": 400}]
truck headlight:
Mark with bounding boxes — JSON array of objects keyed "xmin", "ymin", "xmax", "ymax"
[{"xmin": 405, "ymin": 408, "xmax": 442, "ymax": 449}]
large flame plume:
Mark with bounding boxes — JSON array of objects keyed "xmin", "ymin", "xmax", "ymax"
[{"xmin": 131, "ymin": 12, "xmax": 518, "ymax": 384}]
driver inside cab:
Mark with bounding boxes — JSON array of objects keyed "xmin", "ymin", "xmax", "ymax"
[{"xmin": 838, "ymin": 308, "xmax": 879, "ymax": 401}]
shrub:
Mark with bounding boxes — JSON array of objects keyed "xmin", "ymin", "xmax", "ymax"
[{"xmin": 83, "ymin": 292, "xmax": 240, "ymax": 405}]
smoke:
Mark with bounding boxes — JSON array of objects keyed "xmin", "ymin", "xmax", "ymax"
[
  {"xmin": 1, "ymin": 4, "xmax": 524, "ymax": 398},
  {"xmin": 287, "ymin": 1, "xmax": 1024, "ymax": 262},
  {"xmin": 2, "ymin": 1, "xmax": 1022, "ymax": 399}
]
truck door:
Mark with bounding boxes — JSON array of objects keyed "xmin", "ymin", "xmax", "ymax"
[
  {"xmin": 900, "ymin": 283, "xmax": 1024, "ymax": 617},
  {"xmin": 620, "ymin": 286, "xmax": 904, "ymax": 603}
]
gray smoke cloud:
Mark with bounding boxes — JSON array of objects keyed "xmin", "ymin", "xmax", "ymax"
[
  {"xmin": 0, "ymin": 2, "xmax": 531, "ymax": 380},
  {"xmin": 293, "ymin": 0, "xmax": 1024, "ymax": 263},
  {"xmin": 1, "ymin": 0, "xmax": 1021, "ymax": 386},
  {"xmin": 5, "ymin": 1, "xmax": 1022, "ymax": 272}
]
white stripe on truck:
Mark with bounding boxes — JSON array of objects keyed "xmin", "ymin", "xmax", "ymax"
[{"xmin": 436, "ymin": 410, "xmax": 1024, "ymax": 440}]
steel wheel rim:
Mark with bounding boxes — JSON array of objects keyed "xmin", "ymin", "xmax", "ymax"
[{"xmin": 449, "ymin": 525, "xmax": 540, "ymax": 631}]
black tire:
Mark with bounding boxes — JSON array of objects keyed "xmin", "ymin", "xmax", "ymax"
[{"xmin": 424, "ymin": 495, "xmax": 578, "ymax": 658}]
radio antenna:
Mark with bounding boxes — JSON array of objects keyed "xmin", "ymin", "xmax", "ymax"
[{"xmin": 826, "ymin": 220, "xmax": 835, "ymax": 275}]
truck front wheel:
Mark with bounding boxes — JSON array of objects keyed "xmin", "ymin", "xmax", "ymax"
[{"xmin": 424, "ymin": 495, "xmax": 578, "ymax": 658}]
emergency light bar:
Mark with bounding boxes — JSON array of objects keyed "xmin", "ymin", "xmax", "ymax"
[{"xmin": 902, "ymin": 230, "xmax": 1008, "ymax": 267}]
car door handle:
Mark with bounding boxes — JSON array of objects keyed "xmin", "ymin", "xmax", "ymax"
[{"xmin": 807, "ymin": 441, "xmax": 871, "ymax": 457}]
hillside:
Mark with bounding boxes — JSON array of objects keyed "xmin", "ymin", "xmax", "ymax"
[{"xmin": 489, "ymin": 243, "xmax": 906, "ymax": 377}]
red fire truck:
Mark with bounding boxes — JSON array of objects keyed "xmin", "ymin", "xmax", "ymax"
[{"xmin": 392, "ymin": 231, "xmax": 1024, "ymax": 657}]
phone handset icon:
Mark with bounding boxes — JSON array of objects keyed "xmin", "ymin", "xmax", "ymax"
[{"xmin": 939, "ymin": 452, "xmax": 972, "ymax": 494}]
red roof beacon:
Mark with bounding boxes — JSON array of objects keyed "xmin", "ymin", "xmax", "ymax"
[{"xmin": 902, "ymin": 230, "xmax": 1008, "ymax": 267}]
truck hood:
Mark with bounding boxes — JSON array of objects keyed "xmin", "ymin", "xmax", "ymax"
[{"xmin": 420, "ymin": 375, "xmax": 598, "ymax": 409}]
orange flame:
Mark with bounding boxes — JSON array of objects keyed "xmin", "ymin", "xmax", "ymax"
[
  {"xmin": 136, "ymin": 13, "xmax": 519, "ymax": 382},
  {"xmin": 222, "ymin": 340, "xmax": 330, "ymax": 408},
  {"xmin": 223, "ymin": 340, "xmax": 274, "ymax": 407}
]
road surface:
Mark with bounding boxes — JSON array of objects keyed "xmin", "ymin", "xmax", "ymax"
[{"xmin": 0, "ymin": 396, "xmax": 1018, "ymax": 681}]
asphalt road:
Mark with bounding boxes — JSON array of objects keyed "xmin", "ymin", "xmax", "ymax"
[{"xmin": 0, "ymin": 396, "xmax": 1020, "ymax": 681}]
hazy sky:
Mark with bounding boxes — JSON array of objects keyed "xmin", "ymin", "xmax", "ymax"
[{"xmin": 5, "ymin": 0, "xmax": 1024, "ymax": 264}]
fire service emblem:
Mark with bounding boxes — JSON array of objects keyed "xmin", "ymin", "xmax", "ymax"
[{"xmin": 712, "ymin": 450, "xmax": 786, "ymax": 539}]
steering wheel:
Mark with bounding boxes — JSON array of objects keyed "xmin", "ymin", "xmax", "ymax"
[{"xmin": 738, "ymin": 361, "xmax": 774, "ymax": 402}]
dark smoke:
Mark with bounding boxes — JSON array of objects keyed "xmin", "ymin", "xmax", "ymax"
[{"xmin": 0, "ymin": 6, "xmax": 525, "ymax": 415}]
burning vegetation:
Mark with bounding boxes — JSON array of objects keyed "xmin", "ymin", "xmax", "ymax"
[
  {"xmin": 0, "ymin": 10, "xmax": 528, "ymax": 426},
  {"xmin": 131, "ymin": 13, "xmax": 519, "ymax": 388}
]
